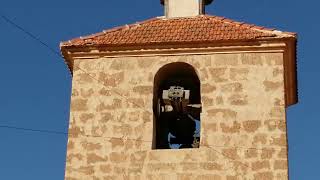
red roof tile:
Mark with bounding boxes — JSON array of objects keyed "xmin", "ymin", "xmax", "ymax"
[{"xmin": 61, "ymin": 15, "xmax": 296, "ymax": 48}]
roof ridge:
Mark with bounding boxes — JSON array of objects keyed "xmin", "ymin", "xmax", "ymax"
[
  {"xmin": 203, "ymin": 14, "xmax": 296, "ymax": 38},
  {"xmin": 62, "ymin": 17, "xmax": 161, "ymax": 45}
]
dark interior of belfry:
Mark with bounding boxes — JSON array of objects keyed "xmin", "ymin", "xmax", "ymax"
[{"xmin": 153, "ymin": 62, "xmax": 202, "ymax": 149}]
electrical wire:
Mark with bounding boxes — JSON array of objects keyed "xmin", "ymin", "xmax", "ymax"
[
  {"xmin": 0, "ymin": 12, "xmax": 145, "ymax": 109},
  {"xmin": 0, "ymin": 124, "xmax": 286, "ymax": 151}
]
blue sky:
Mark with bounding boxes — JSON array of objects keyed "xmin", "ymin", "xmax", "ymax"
[{"xmin": 0, "ymin": 0, "xmax": 319, "ymax": 179}]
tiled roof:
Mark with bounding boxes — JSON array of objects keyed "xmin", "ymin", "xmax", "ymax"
[{"xmin": 61, "ymin": 15, "xmax": 296, "ymax": 48}]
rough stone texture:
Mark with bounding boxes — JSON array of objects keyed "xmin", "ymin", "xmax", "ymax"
[{"xmin": 65, "ymin": 52, "xmax": 289, "ymax": 179}]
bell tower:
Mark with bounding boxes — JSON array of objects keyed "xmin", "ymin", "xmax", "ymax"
[
  {"xmin": 61, "ymin": 1, "xmax": 297, "ymax": 179},
  {"xmin": 161, "ymin": 0, "xmax": 214, "ymax": 18}
]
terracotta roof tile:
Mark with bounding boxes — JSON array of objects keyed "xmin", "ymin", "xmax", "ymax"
[{"xmin": 61, "ymin": 15, "xmax": 296, "ymax": 48}]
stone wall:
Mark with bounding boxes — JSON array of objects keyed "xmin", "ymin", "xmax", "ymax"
[{"xmin": 65, "ymin": 52, "xmax": 288, "ymax": 180}]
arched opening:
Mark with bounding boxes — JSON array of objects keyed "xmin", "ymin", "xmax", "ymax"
[{"xmin": 153, "ymin": 62, "xmax": 201, "ymax": 149}]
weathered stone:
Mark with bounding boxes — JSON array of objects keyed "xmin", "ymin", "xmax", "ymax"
[
  {"xmin": 265, "ymin": 119, "xmax": 286, "ymax": 132},
  {"xmin": 264, "ymin": 119, "xmax": 277, "ymax": 131},
  {"xmin": 200, "ymin": 162, "xmax": 222, "ymax": 171},
  {"xmin": 80, "ymin": 113, "xmax": 94, "ymax": 123},
  {"xmin": 147, "ymin": 163, "xmax": 176, "ymax": 172},
  {"xmin": 100, "ymin": 112, "xmax": 113, "ymax": 123},
  {"xmin": 199, "ymin": 68, "xmax": 209, "ymax": 81},
  {"xmin": 110, "ymin": 59, "xmax": 131, "ymax": 70},
  {"xmin": 221, "ymin": 121, "xmax": 241, "ymax": 133},
  {"xmin": 221, "ymin": 83, "xmax": 243, "ymax": 93},
  {"xmin": 79, "ymin": 73, "xmax": 94, "ymax": 83},
  {"xmin": 253, "ymin": 134, "xmax": 267, "ymax": 145},
  {"xmin": 274, "ymin": 98, "xmax": 283, "ymax": 106},
  {"xmin": 189, "ymin": 58, "xmax": 201, "ymax": 69},
  {"xmin": 182, "ymin": 163, "xmax": 199, "ymax": 171},
  {"xmin": 68, "ymin": 126, "xmax": 83, "ymax": 138},
  {"xmin": 207, "ymin": 109, "xmax": 237, "ymax": 119},
  {"xmin": 67, "ymin": 153, "xmax": 83, "ymax": 162},
  {"xmin": 216, "ymin": 96, "xmax": 224, "ymax": 105},
  {"xmin": 113, "ymin": 124, "xmax": 133, "ymax": 136},
  {"xmin": 271, "ymin": 134, "xmax": 287, "ymax": 146},
  {"xmin": 278, "ymin": 148, "xmax": 287, "ymax": 159},
  {"xmin": 124, "ymin": 140, "xmax": 135, "ymax": 150},
  {"xmin": 142, "ymin": 111, "xmax": 152, "ymax": 122},
  {"xmin": 96, "ymin": 99, "xmax": 122, "ymax": 111},
  {"xmin": 128, "ymin": 165, "xmax": 144, "ymax": 174},
  {"xmin": 183, "ymin": 152, "xmax": 200, "ymax": 162},
  {"xmin": 245, "ymin": 149, "xmax": 258, "ymax": 159},
  {"xmin": 110, "ymin": 152, "xmax": 128, "ymax": 163},
  {"xmin": 270, "ymin": 107, "xmax": 285, "ymax": 118},
  {"xmin": 226, "ymin": 176, "xmax": 238, "ymax": 180},
  {"xmin": 67, "ymin": 140, "xmax": 75, "ymax": 150},
  {"xmin": 148, "ymin": 72, "xmax": 154, "ymax": 82},
  {"xmin": 205, "ymin": 150, "xmax": 219, "ymax": 161},
  {"xmin": 81, "ymin": 141, "xmax": 102, "ymax": 151},
  {"xmin": 66, "ymin": 53, "xmax": 289, "ymax": 179},
  {"xmin": 243, "ymin": 120, "xmax": 261, "ymax": 132},
  {"xmin": 222, "ymin": 148, "xmax": 239, "ymax": 159},
  {"xmin": 71, "ymin": 99, "xmax": 88, "ymax": 111},
  {"xmin": 278, "ymin": 120, "xmax": 287, "ymax": 132},
  {"xmin": 251, "ymin": 160, "xmax": 270, "ymax": 171},
  {"xmin": 65, "ymin": 177, "xmax": 77, "ymax": 180},
  {"xmin": 214, "ymin": 54, "xmax": 239, "ymax": 66},
  {"xmin": 276, "ymin": 172, "xmax": 288, "ymax": 180},
  {"xmin": 265, "ymin": 53, "xmax": 283, "ymax": 66},
  {"xmin": 102, "ymin": 175, "xmax": 117, "ymax": 180},
  {"xmin": 130, "ymin": 151, "xmax": 147, "ymax": 163},
  {"xmin": 128, "ymin": 111, "xmax": 141, "ymax": 122},
  {"xmin": 196, "ymin": 174, "xmax": 222, "ymax": 180},
  {"xmin": 113, "ymin": 166, "xmax": 127, "ymax": 174},
  {"xmin": 134, "ymin": 124, "xmax": 145, "ymax": 136},
  {"xmin": 100, "ymin": 166, "xmax": 113, "ymax": 176},
  {"xmin": 91, "ymin": 125, "xmax": 108, "ymax": 136},
  {"xmin": 99, "ymin": 71, "xmax": 124, "ymax": 87},
  {"xmin": 203, "ymin": 123, "xmax": 217, "ymax": 132},
  {"xmin": 263, "ymin": 80, "xmax": 282, "ymax": 91},
  {"xmin": 133, "ymin": 85, "xmax": 153, "ymax": 95},
  {"xmin": 209, "ymin": 68, "xmax": 228, "ymax": 82},
  {"xmin": 80, "ymin": 88, "xmax": 94, "ymax": 98},
  {"xmin": 202, "ymin": 96, "xmax": 214, "ymax": 106},
  {"xmin": 109, "ymin": 138, "xmax": 124, "ymax": 149},
  {"xmin": 261, "ymin": 148, "xmax": 275, "ymax": 159},
  {"xmin": 138, "ymin": 58, "xmax": 155, "ymax": 68},
  {"xmin": 273, "ymin": 67, "xmax": 283, "ymax": 77},
  {"xmin": 274, "ymin": 160, "xmax": 287, "ymax": 170},
  {"xmin": 202, "ymin": 83, "xmax": 217, "ymax": 93},
  {"xmin": 99, "ymin": 88, "xmax": 112, "ymax": 96},
  {"xmin": 241, "ymin": 54, "xmax": 263, "ymax": 65},
  {"xmin": 228, "ymin": 94, "xmax": 248, "ymax": 105},
  {"xmin": 87, "ymin": 153, "xmax": 107, "ymax": 164},
  {"xmin": 127, "ymin": 98, "xmax": 144, "ymax": 108},
  {"xmin": 77, "ymin": 166, "xmax": 95, "ymax": 175},
  {"xmin": 230, "ymin": 68, "xmax": 249, "ymax": 81},
  {"xmin": 254, "ymin": 172, "xmax": 273, "ymax": 180},
  {"xmin": 72, "ymin": 89, "xmax": 79, "ymax": 97},
  {"xmin": 178, "ymin": 174, "xmax": 195, "ymax": 180}
]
